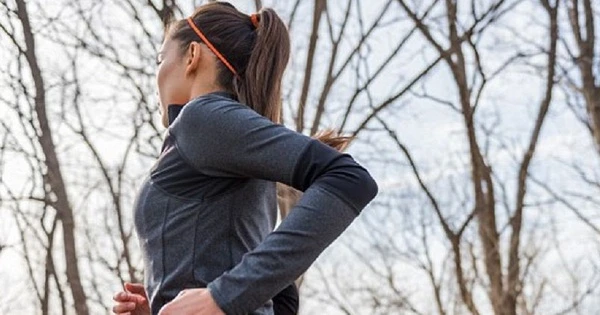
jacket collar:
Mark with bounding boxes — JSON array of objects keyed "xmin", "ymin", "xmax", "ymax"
[
  {"xmin": 167, "ymin": 91, "xmax": 236, "ymax": 126},
  {"xmin": 167, "ymin": 104, "xmax": 185, "ymax": 126}
]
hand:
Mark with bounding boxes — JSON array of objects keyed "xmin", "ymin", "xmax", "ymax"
[
  {"xmin": 158, "ymin": 288, "xmax": 225, "ymax": 315},
  {"xmin": 112, "ymin": 282, "xmax": 151, "ymax": 315}
]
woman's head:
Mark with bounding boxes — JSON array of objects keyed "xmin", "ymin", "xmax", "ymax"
[{"xmin": 156, "ymin": 2, "xmax": 290, "ymax": 127}]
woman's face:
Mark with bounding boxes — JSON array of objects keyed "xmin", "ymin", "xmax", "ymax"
[{"xmin": 156, "ymin": 37, "xmax": 191, "ymax": 127}]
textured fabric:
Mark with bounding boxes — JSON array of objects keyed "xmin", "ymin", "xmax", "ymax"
[
  {"xmin": 132, "ymin": 92, "xmax": 378, "ymax": 315},
  {"xmin": 166, "ymin": 102, "xmax": 299, "ymax": 314}
]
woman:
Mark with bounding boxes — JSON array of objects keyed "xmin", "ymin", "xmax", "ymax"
[{"xmin": 112, "ymin": 2, "xmax": 378, "ymax": 315}]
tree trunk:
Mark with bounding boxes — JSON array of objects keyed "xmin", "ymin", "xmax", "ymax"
[{"xmin": 14, "ymin": 1, "xmax": 89, "ymax": 313}]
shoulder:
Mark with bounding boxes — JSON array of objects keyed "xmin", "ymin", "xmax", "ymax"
[
  {"xmin": 171, "ymin": 92, "xmax": 294, "ymax": 145},
  {"xmin": 179, "ymin": 93, "xmax": 262, "ymax": 123},
  {"xmin": 173, "ymin": 93, "xmax": 276, "ymax": 136}
]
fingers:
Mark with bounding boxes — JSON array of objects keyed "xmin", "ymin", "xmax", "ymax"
[
  {"xmin": 124, "ymin": 282, "xmax": 145, "ymax": 292},
  {"xmin": 112, "ymin": 301, "xmax": 136, "ymax": 314},
  {"xmin": 113, "ymin": 291, "xmax": 145, "ymax": 304},
  {"xmin": 124, "ymin": 282, "xmax": 148, "ymax": 298},
  {"xmin": 112, "ymin": 284, "xmax": 148, "ymax": 314}
]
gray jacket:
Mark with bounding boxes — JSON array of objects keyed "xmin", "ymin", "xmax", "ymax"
[{"xmin": 133, "ymin": 92, "xmax": 378, "ymax": 315}]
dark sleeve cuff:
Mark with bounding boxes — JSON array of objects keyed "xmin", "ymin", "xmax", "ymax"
[
  {"xmin": 272, "ymin": 283, "xmax": 299, "ymax": 315},
  {"xmin": 291, "ymin": 140, "xmax": 379, "ymax": 212}
]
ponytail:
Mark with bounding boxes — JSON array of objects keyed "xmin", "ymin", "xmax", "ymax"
[
  {"xmin": 235, "ymin": 9, "xmax": 288, "ymax": 124},
  {"xmin": 312, "ymin": 129, "xmax": 353, "ymax": 152},
  {"xmin": 239, "ymin": 9, "xmax": 353, "ymax": 150}
]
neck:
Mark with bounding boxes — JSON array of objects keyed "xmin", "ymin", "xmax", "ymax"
[{"xmin": 188, "ymin": 81, "xmax": 226, "ymax": 102}]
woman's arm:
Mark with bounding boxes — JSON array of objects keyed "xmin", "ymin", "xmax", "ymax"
[{"xmin": 171, "ymin": 94, "xmax": 378, "ymax": 315}]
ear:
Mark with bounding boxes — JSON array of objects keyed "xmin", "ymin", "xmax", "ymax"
[{"xmin": 185, "ymin": 42, "xmax": 203, "ymax": 76}]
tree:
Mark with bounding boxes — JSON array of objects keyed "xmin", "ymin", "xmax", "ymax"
[
  {"xmin": 1, "ymin": 0, "xmax": 91, "ymax": 313},
  {"xmin": 303, "ymin": 0, "xmax": 598, "ymax": 314},
  {"xmin": 563, "ymin": 0, "xmax": 600, "ymax": 152}
]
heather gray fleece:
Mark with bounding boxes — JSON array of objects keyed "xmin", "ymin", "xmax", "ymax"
[{"xmin": 132, "ymin": 92, "xmax": 378, "ymax": 315}]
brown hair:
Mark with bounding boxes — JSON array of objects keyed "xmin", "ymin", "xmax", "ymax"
[{"xmin": 167, "ymin": 2, "xmax": 352, "ymax": 151}]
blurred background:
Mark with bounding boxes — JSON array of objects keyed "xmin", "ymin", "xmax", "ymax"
[{"xmin": 1, "ymin": 0, "xmax": 599, "ymax": 314}]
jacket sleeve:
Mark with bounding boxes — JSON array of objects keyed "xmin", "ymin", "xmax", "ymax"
[{"xmin": 170, "ymin": 95, "xmax": 379, "ymax": 315}]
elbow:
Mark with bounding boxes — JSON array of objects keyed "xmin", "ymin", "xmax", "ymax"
[
  {"xmin": 341, "ymin": 165, "xmax": 378, "ymax": 214},
  {"xmin": 315, "ymin": 155, "xmax": 378, "ymax": 213},
  {"xmin": 354, "ymin": 166, "xmax": 378, "ymax": 211},
  {"xmin": 362, "ymin": 168, "xmax": 379, "ymax": 205}
]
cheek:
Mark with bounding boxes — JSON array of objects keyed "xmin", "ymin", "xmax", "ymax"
[
  {"xmin": 157, "ymin": 63, "xmax": 176, "ymax": 108},
  {"xmin": 156, "ymin": 63, "xmax": 169, "ymax": 97},
  {"xmin": 157, "ymin": 60, "xmax": 185, "ymax": 105}
]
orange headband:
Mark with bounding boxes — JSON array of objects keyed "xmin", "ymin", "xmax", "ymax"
[{"xmin": 186, "ymin": 17, "xmax": 238, "ymax": 77}]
